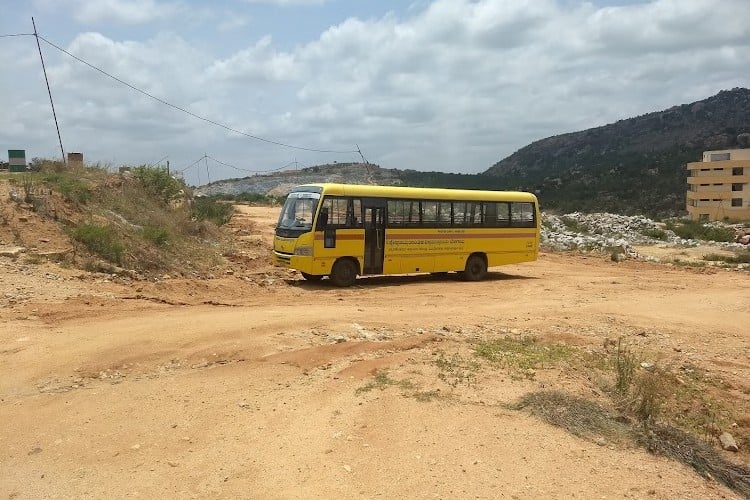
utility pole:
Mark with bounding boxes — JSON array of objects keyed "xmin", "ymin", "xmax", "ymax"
[
  {"xmin": 32, "ymin": 17, "xmax": 65, "ymax": 164},
  {"xmin": 204, "ymin": 154, "xmax": 210, "ymax": 185}
]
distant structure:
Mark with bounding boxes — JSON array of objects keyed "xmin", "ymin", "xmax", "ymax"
[
  {"xmin": 67, "ymin": 152, "xmax": 83, "ymax": 168},
  {"xmin": 686, "ymin": 149, "xmax": 750, "ymax": 221},
  {"xmin": 8, "ymin": 149, "xmax": 26, "ymax": 172}
]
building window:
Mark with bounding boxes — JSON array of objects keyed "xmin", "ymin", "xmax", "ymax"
[
  {"xmin": 710, "ymin": 153, "xmax": 730, "ymax": 161},
  {"xmin": 700, "ymin": 168, "xmax": 710, "ymax": 171},
  {"xmin": 714, "ymin": 168, "xmax": 724, "ymax": 171},
  {"xmin": 699, "ymin": 214, "xmax": 709, "ymax": 221},
  {"xmin": 731, "ymin": 198, "xmax": 742, "ymax": 207},
  {"xmin": 733, "ymin": 183, "xmax": 744, "ymax": 191},
  {"xmin": 733, "ymin": 167, "xmax": 744, "ymax": 175}
]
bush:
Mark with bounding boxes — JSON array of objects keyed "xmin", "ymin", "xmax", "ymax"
[
  {"xmin": 665, "ymin": 220, "xmax": 735, "ymax": 242},
  {"xmin": 191, "ymin": 197, "xmax": 233, "ymax": 226},
  {"xmin": 44, "ymin": 174, "xmax": 92, "ymax": 205},
  {"xmin": 71, "ymin": 223, "xmax": 124, "ymax": 264},
  {"xmin": 131, "ymin": 166, "xmax": 184, "ymax": 205},
  {"xmin": 142, "ymin": 226, "xmax": 170, "ymax": 246},
  {"xmin": 640, "ymin": 228, "xmax": 668, "ymax": 240},
  {"xmin": 703, "ymin": 252, "xmax": 750, "ymax": 264}
]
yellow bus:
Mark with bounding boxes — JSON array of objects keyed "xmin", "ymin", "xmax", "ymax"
[{"xmin": 273, "ymin": 183, "xmax": 540, "ymax": 286}]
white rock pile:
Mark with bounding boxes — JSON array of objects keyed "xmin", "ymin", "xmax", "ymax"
[{"xmin": 541, "ymin": 212, "xmax": 746, "ymax": 257}]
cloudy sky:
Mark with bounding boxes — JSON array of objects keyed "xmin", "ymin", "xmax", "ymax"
[{"xmin": 1, "ymin": 0, "xmax": 749, "ymax": 185}]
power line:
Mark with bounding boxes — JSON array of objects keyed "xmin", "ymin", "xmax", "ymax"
[
  {"xmin": 0, "ymin": 33, "xmax": 34, "ymax": 38},
  {"xmin": 206, "ymin": 155, "xmax": 298, "ymax": 174},
  {"xmin": 37, "ymin": 34, "xmax": 360, "ymax": 155},
  {"xmin": 178, "ymin": 155, "xmax": 208, "ymax": 174}
]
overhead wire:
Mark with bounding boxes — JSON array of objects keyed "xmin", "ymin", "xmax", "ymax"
[
  {"xmin": 0, "ymin": 33, "xmax": 34, "ymax": 38},
  {"xmin": 206, "ymin": 155, "xmax": 298, "ymax": 174},
  {"xmin": 37, "ymin": 34, "xmax": 360, "ymax": 155}
]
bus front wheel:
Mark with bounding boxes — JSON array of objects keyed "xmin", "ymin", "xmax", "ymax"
[
  {"xmin": 331, "ymin": 259, "xmax": 358, "ymax": 287},
  {"xmin": 301, "ymin": 272, "xmax": 323, "ymax": 282},
  {"xmin": 462, "ymin": 254, "xmax": 487, "ymax": 281}
]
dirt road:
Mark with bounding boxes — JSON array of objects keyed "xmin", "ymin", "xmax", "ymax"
[{"xmin": 1, "ymin": 206, "xmax": 748, "ymax": 499}]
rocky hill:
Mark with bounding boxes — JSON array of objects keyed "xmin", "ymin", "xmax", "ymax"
[
  {"xmin": 197, "ymin": 89, "xmax": 750, "ymax": 218},
  {"xmin": 196, "ymin": 162, "xmax": 403, "ymax": 197},
  {"xmin": 484, "ymin": 88, "xmax": 750, "ymax": 216}
]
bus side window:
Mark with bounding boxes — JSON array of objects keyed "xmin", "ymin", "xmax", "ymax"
[
  {"xmin": 468, "ymin": 202, "xmax": 483, "ymax": 226},
  {"xmin": 511, "ymin": 202, "xmax": 535, "ymax": 227},
  {"xmin": 496, "ymin": 202, "xmax": 510, "ymax": 227},
  {"xmin": 316, "ymin": 199, "xmax": 332, "ymax": 231},
  {"xmin": 483, "ymin": 203, "xmax": 497, "ymax": 226},
  {"xmin": 349, "ymin": 198, "xmax": 362, "ymax": 228}
]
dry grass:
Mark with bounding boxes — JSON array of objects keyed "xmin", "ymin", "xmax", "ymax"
[
  {"xmin": 512, "ymin": 390, "xmax": 630, "ymax": 443},
  {"xmin": 638, "ymin": 424, "xmax": 750, "ymax": 497}
]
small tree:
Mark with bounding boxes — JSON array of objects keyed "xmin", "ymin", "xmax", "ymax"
[{"xmin": 131, "ymin": 165, "xmax": 184, "ymax": 205}]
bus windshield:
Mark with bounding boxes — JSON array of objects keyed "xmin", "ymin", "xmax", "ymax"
[{"xmin": 277, "ymin": 191, "xmax": 320, "ymax": 232}]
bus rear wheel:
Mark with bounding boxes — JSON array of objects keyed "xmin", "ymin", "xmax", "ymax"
[
  {"xmin": 330, "ymin": 259, "xmax": 358, "ymax": 287},
  {"xmin": 462, "ymin": 254, "xmax": 487, "ymax": 281},
  {"xmin": 300, "ymin": 272, "xmax": 323, "ymax": 282}
]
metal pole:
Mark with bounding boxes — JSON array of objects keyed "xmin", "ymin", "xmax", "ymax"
[
  {"xmin": 205, "ymin": 154, "xmax": 210, "ymax": 185},
  {"xmin": 32, "ymin": 17, "xmax": 65, "ymax": 164}
]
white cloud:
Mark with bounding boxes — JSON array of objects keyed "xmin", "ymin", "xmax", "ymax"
[
  {"xmin": 240, "ymin": 0, "xmax": 327, "ymax": 5},
  {"xmin": 3, "ymin": 0, "xmax": 750, "ymax": 180},
  {"xmin": 33, "ymin": 0, "xmax": 188, "ymax": 25},
  {"xmin": 206, "ymin": 36, "xmax": 298, "ymax": 83}
]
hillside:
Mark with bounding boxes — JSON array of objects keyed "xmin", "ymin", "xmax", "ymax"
[
  {"xmin": 197, "ymin": 89, "xmax": 750, "ymax": 218},
  {"xmin": 485, "ymin": 88, "xmax": 750, "ymax": 216},
  {"xmin": 196, "ymin": 162, "xmax": 404, "ymax": 197}
]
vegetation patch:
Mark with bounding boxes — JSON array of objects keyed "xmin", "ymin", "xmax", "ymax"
[
  {"xmin": 191, "ymin": 197, "xmax": 234, "ymax": 226},
  {"xmin": 40, "ymin": 173, "xmax": 93, "ymax": 205},
  {"xmin": 433, "ymin": 351, "xmax": 480, "ymax": 387},
  {"xmin": 473, "ymin": 336, "xmax": 573, "ymax": 380},
  {"xmin": 638, "ymin": 424, "xmax": 750, "ymax": 497},
  {"xmin": 560, "ymin": 216, "xmax": 590, "ymax": 234},
  {"xmin": 512, "ymin": 390, "xmax": 630, "ymax": 442},
  {"xmin": 71, "ymin": 223, "xmax": 124, "ymax": 265},
  {"xmin": 142, "ymin": 225, "xmax": 170, "ymax": 246},
  {"xmin": 703, "ymin": 252, "xmax": 750, "ymax": 264},
  {"xmin": 665, "ymin": 219, "xmax": 736, "ymax": 242},
  {"xmin": 356, "ymin": 370, "xmax": 415, "ymax": 394},
  {"xmin": 9, "ymin": 160, "xmax": 235, "ymax": 276},
  {"xmin": 131, "ymin": 165, "xmax": 184, "ymax": 205},
  {"xmin": 640, "ymin": 228, "xmax": 668, "ymax": 240}
]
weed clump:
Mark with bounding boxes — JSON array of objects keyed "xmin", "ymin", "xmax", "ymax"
[
  {"xmin": 71, "ymin": 223, "xmax": 124, "ymax": 265},
  {"xmin": 513, "ymin": 390, "xmax": 629, "ymax": 442},
  {"xmin": 474, "ymin": 336, "xmax": 572, "ymax": 380},
  {"xmin": 665, "ymin": 219, "xmax": 735, "ymax": 242}
]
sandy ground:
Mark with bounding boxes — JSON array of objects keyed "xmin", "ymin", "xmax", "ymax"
[{"xmin": 1, "ymin": 205, "xmax": 749, "ymax": 499}]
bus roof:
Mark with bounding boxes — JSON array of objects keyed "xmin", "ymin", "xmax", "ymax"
[{"xmin": 291, "ymin": 183, "xmax": 538, "ymax": 203}]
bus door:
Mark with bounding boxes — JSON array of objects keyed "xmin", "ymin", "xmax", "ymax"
[{"xmin": 362, "ymin": 199, "xmax": 386, "ymax": 274}]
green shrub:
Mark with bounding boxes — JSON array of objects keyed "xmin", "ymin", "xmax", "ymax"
[
  {"xmin": 703, "ymin": 252, "xmax": 750, "ymax": 264},
  {"xmin": 143, "ymin": 226, "xmax": 170, "ymax": 246},
  {"xmin": 41, "ymin": 173, "xmax": 92, "ymax": 205},
  {"xmin": 560, "ymin": 216, "xmax": 590, "ymax": 234},
  {"xmin": 131, "ymin": 166, "xmax": 184, "ymax": 205},
  {"xmin": 665, "ymin": 220, "xmax": 735, "ymax": 242},
  {"xmin": 191, "ymin": 197, "xmax": 233, "ymax": 226},
  {"xmin": 72, "ymin": 223, "xmax": 124, "ymax": 264},
  {"xmin": 640, "ymin": 228, "xmax": 668, "ymax": 240}
]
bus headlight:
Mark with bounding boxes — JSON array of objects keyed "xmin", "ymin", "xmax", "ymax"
[{"xmin": 294, "ymin": 245, "xmax": 313, "ymax": 256}]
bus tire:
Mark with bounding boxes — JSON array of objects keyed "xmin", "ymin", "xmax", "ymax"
[
  {"xmin": 331, "ymin": 259, "xmax": 358, "ymax": 287},
  {"xmin": 462, "ymin": 254, "xmax": 487, "ymax": 281},
  {"xmin": 301, "ymin": 272, "xmax": 323, "ymax": 282}
]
